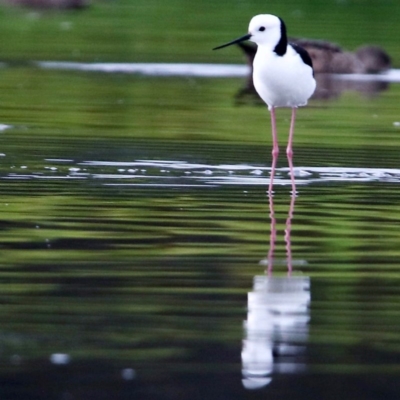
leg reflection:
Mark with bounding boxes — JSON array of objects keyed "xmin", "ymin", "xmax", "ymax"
[
  {"xmin": 285, "ymin": 194, "xmax": 296, "ymax": 276},
  {"xmin": 242, "ymin": 194, "xmax": 310, "ymax": 390},
  {"xmin": 266, "ymin": 194, "xmax": 276, "ymax": 276},
  {"xmin": 263, "ymin": 193, "xmax": 296, "ymax": 275}
]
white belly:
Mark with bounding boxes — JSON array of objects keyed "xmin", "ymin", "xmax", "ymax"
[{"xmin": 253, "ymin": 47, "xmax": 316, "ymax": 109}]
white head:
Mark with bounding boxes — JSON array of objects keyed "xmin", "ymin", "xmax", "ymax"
[
  {"xmin": 213, "ymin": 13, "xmax": 287, "ymax": 54},
  {"xmin": 248, "ymin": 14, "xmax": 285, "ymax": 49}
]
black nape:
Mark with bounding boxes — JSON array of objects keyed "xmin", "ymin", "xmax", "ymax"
[{"xmin": 274, "ymin": 17, "xmax": 288, "ymax": 56}]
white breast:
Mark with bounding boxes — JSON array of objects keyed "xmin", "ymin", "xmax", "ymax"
[{"xmin": 253, "ymin": 45, "xmax": 316, "ymax": 109}]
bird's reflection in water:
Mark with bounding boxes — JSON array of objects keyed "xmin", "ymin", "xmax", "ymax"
[{"xmin": 242, "ymin": 194, "xmax": 310, "ymax": 390}]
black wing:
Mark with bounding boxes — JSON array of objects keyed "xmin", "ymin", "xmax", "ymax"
[{"xmin": 290, "ymin": 43, "xmax": 314, "ymax": 70}]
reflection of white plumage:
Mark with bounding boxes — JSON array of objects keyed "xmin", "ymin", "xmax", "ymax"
[
  {"xmin": 241, "ymin": 276, "xmax": 310, "ymax": 390},
  {"xmin": 214, "ymin": 14, "xmax": 316, "ymax": 163}
]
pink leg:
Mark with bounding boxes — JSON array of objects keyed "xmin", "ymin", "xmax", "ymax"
[
  {"xmin": 287, "ymin": 107, "xmax": 296, "ymax": 159},
  {"xmin": 268, "ymin": 155, "xmax": 277, "ymax": 195},
  {"xmin": 287, "ymin": 107, "xmax": 297, "ymax": 195},
  {"xmin": 268, "ymin": 107, "xmax": 279, "ymax": 194},
  {"xmin": 270, "ymin": 107, "xmax": 279, "ymax": 158}
]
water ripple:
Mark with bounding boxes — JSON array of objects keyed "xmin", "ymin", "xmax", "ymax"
[{"xmin": 2, "ymin": 159, "xmax": 400, "ymax": 187}]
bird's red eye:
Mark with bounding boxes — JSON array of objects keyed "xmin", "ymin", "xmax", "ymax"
[{"xmin": 259, "ymin": 27, "xmax": 265, "ymax": 31}]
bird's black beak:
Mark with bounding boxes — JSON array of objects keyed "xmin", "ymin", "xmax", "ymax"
[{"xmin": 213, "ymin": 33, "xmax": 252, "ymax": 50}]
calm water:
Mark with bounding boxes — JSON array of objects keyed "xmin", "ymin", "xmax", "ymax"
[
  {"xmin": 1, "ymin": 65, "xmax": 400, "ymax": 399},
  {"xmin": 1, "ymin": 1, "xmax": 400, "ymax": 398}
]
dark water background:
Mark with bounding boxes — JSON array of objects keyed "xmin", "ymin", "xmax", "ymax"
[{"xmin": 1, "ymin": 1, "xmax": 400, "ymax": 399}]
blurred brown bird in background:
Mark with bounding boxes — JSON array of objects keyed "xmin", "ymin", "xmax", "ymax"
[{"xmin": 236, "ymin": 39, "xmax": 391, "ymax": 102}]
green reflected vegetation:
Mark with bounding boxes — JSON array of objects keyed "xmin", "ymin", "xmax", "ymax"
[{"xmin": 1, "ymin": 68, "xmax": 400, "ymax": 149}]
